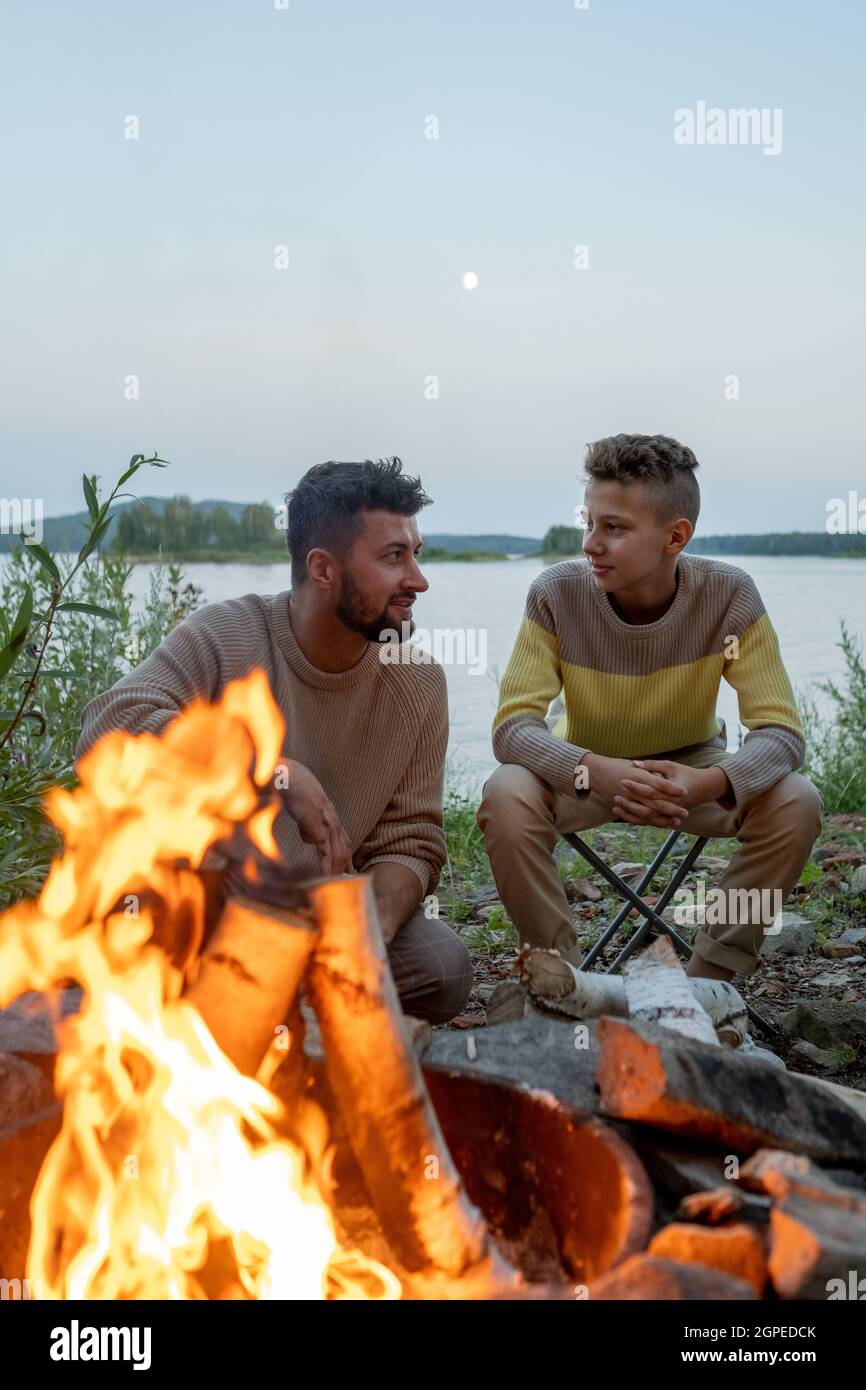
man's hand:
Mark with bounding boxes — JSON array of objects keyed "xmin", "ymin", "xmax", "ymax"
[
  {"xmin": 581, "ymin": 752, "xmax": 690, "ymax": 828},
  {"xmin": 276, "ymin": 758, "xmax": 353, "ymax": 874},
  {"xmin": 615, "ymin": 759, "xmax": 731, "ymax": 824},
  {"xmin": 364, "ymin": 861, "xmax": 423, "ymax": 945}
]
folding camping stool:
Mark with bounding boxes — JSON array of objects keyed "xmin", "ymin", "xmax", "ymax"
[{"xmin": 560, "ymin": 827, "xmax": 774, "ymax": 1033}]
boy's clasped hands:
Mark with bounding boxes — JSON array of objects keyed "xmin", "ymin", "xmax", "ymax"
[{"xmin": 580, "ymin": 753, "xmax": 731, "ymax": 828}]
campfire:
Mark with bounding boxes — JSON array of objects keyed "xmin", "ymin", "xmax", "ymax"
[
  {"xmin": 1, "ymin": 671, "xmax": 864, "ymax": 1301},
  {"xmin": 0, "ymin": 672, "xmax": 531, "ymax": 1298}
]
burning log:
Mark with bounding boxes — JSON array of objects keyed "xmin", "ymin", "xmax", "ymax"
[
  {"xmin": 587, "ymin": 1252, "xmax": 755, "ymax": 1300},
  {"xmin": 768, "ymin": 1194, "xmax": 866, "ymax": 1299},
  {"xmin": 305, "ymin": 875, "xmax": 518, "ymax": 1294},
  {"xmin": 597, "ymin": 1016, "xmax": 866, "ymax": 1166},
  {"xmin": 647, "ymin": 1221, "xmax": 768, "ymax": 1295},
  {"xmin": 185, "ymin": 894, "xmax": 318, "ymax": 1077}
]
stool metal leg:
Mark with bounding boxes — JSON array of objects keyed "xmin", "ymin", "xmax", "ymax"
[
  {"xmin": 562, "ymin": 830, "xmax": 702, "ymax": 966},
  {"xmin": 606, "ymin": 832, "xmax": 708, "ymax": 971},
  {"xmin": 560, "ymin": 830, "xmax": 778, "ymax": 1037}
]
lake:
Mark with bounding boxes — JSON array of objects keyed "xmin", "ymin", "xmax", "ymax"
[{"xmin": 126, "ymin": 556, "xmax": 866, "ymax": 796}]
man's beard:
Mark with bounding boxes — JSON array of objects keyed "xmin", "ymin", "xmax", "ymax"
[{"xmin": 335, "ymin": 570, "xmax": 415, "ymax": 643}]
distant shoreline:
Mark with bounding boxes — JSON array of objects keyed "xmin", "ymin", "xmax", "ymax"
[
  {"xmin": 109, "ymin": 547, "xmax": 513, "ymax": 565},
  {"xmin": 105, "ymin": 547, "xmax": 866, "ymax": 565}
]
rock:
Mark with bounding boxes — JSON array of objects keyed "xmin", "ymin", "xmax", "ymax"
[
  {"xmin": 648, "ymin": 1221, "xmax": 767, "ymax": 1295},
  {"xmin": 760, "ymin": 913, "xmax": 815, "ymax": 959},
  {"xmin": 778, "ymin": 1000, "xmax": 866, "ymax": 1049},
  {"xmin": 587, "ymin": 1253, "xmax": 754, "ymax": 1300},
  {"xmin": 814, "ymin": 846, "xmax": 865, "ymax": 869},
  {"xmin": 849, "ymin": 865, "xmax": 866, "ymax": 895},
  {"xmin": 0, "ymin": 1054, "xmax": 55, "ymax": 1132},
  {"xmin": 0, "ymin": 1106, "xmax": 62, "ymax": 1282},
  {"xmin": 822, "ymin": 927, "xmax": 866, "ymax": 958},
  {"xmin": 475, "ymin": 904, "xmax": 504, "ymax": 923},
  {"xmin": 694, "ymin": 856, "xmax": 732, "ymax": 874},
  {"xmin": 810, "ymin": 968, "xmax": 859, "ymax": 989},
  {"xmin": 789, "ymin": 1040, "xmax": 851, "ymax": 1074},
  {"xmin": 814, "ymin": 841, "xmax": 850, "ymax": 864},
  {"xmin": 451, "ymin": 884, "xmax": 501, "ymax": 917},
  {"xmin": 627, "ymin": 894, "xmax": 659, "ymax": 919},
  {"xmin": 564, "ymin": 877, "xmax": 601, "ymax": 903},
  {"xmin": 0, "ymin": 989, "xmax": 83, "ymax": 1074},
  {"xmin": 611, "ymin": 862, "xmax": 646, "ymax": 884},
  {"xmin": 595, "ymin": 1016, "xmax": 866, "ymax": 1165},
  {"xmin": 768, "ymin": 1192, "xmax": 866, "ymax": 1298},
  {"xmin": 484, "ymin": 981, "xmax": 526, "ymax": 1027}
]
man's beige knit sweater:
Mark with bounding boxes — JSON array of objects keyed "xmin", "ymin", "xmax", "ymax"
[{"xmin": 76, "ymin": 591, "xmax": 449, "ymax": 896}]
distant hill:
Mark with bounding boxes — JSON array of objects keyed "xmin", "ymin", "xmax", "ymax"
[
  {"xmin": 0, "ymin": 497, "xmax": 543, "ymax": 557},
  {"xmin": 1, "ymin": 496, "xmax": 863, "ymax": 559},
  {"xmin": 0, "ymin": 496, "xmax": 254, "ymax": 555},
  {"xmin": 424, "ymin": 534, "xmax": 540, "ymax": 555}
]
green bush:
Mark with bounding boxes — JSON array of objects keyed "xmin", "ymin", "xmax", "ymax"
[
  {"xmin": 800, "ymin": 622, "xmax": 866, "ymax": 815},
  {"xmin": 0, "ymin": 455, "xmax": 200, "ymax": 909}
]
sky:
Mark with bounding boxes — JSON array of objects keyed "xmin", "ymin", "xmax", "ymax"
[{"xmin": 1, "ymin": 0, "xmax": 864, "ymax": 537}]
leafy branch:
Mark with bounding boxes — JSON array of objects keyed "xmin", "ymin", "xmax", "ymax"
[{"xmin": 0, "ymin": 452, "xmax": 169, "ymax": 750}]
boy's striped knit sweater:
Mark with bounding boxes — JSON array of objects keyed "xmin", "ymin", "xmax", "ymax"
[{"xmin": 492, "ymin": 554, "xmax": 805, "ymax": 808}]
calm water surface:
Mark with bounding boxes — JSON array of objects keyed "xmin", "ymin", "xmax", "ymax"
[{"xmin": 127, "ymin": 556, "xmax": 866, "ymax": 795}]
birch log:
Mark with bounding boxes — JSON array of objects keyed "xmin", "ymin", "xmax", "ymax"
[
  {"xmin": 517, "ymin": 946, "xmax": 748, "ymax": 1045},
  {"xmin": 185, "ymin": 894, "xmax": 317, "ymax": 1075},
  {"xmin": 305, "ymin": 875, "xmax": 518, "ymax": 1293},
  {"xmin": 622, "ymin": 937, "xmax": 718, "ymax": 1046}
]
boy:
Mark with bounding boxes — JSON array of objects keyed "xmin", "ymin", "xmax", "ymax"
[{"xmin": 477, "ymin": 434, "xmax": 822, "ymax": 982}]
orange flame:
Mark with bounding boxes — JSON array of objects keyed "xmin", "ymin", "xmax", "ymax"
[{"xmin": 0, "ymin": 669, "xmax": 399, "ymax": 1300}]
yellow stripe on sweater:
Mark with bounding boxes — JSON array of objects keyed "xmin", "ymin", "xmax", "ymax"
[{"xmin": 494, "ymin": 613, "xmax": 803, "ymax": 761}]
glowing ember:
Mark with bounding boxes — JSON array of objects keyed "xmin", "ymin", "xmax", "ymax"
[{"xmin": 0, "ymin": 670, "xmax": 399, "ymax": 1300}]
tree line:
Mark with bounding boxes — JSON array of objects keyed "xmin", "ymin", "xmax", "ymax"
[{"xmin": 113, "ymin": 498, "xmax": 284, "ymax": 555}]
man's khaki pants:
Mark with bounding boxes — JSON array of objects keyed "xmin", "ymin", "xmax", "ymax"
[{"xmin": 477, "ymin": 744, "xmax": 823, "ymax": 977}]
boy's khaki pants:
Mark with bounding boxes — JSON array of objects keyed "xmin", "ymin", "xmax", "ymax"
[{"xmin": 477, "ymin": 743, "xmax": 823, "ymax": 977}]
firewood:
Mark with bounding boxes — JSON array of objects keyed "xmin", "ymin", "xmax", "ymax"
[
  {"xmin": 623, "ymin": 937, "xmax": 718, "ymax": 1046},
  {"xmin": 185, "ymin": 895, "xmax": 317, "ymax": 1076},
  {"xmin": 648, "ymin": 1221, "xmax": 767, "ymax": 1295},
  {"xmin": 596, "ymin": 1016, "xmax": 866, "ymax": 1166},
  {"xmin": 305, "ymin": 875, "xmax": 518, "ymax": 1293},
  {"xmin": 768, "ymin": 1193, "xmax": 866, "ymax": 1298},
  {"xmin": 587, "ymin": 1252, "xmax": 754, "ymax": 1300},
  {"xmin": 738, "ymin": 1148, "xmax": 866, "ymax": 1216},
  {"xmin": 516, "ymin": 945, "xmax": 748, "ymax": 1044}
]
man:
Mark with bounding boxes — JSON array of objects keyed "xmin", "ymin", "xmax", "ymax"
[
  {"xmin": 477, "ymin": 433, "xmax": 823, "ymax": 983},
  {"xmin": 77, "ymin": 457, "xmax": 473, "ymax": 1024}
]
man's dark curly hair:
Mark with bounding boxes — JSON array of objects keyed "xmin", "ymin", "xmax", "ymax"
[
  {"xmin": 286, "ymin": 456, "xmax": 432, "ymax": 586},
  {"xmin": 583, "ymin": 434, "xmax": 700, "ymax": 528}
]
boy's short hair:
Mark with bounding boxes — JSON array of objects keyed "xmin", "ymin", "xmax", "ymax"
[
  {"xmin": 286, "ymin": 456, "xmax": 431, "ymax": 586},
  {"xmin": 583, "ymin": 434, "xmax": 700, "ymax": 528}
]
